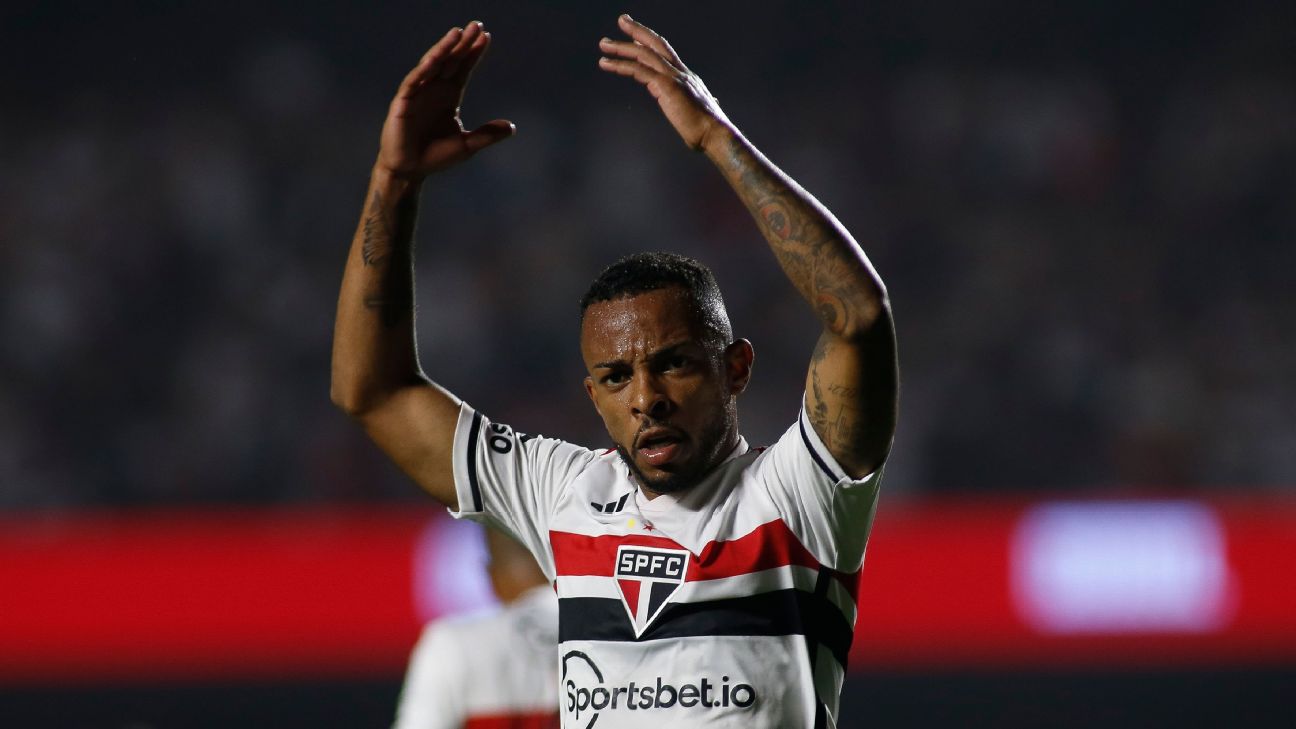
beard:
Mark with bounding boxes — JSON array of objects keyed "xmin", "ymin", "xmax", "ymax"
[
  {"xmin": 616, "ymin": 404, "xmax": 735, "ymax": 495},
  {"xmin": 616, "ymin": 444, "xmax": 697, "ymax": 494}
]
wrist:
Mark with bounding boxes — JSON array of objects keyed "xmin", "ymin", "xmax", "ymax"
[
  {"xmin": 699, "ymin": 120, "xmax": 741, "ymax": 163},
  {"xmin": 370, "ymin": 163, "xmax": 424, "ymax": 198}
]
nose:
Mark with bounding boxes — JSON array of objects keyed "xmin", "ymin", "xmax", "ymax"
[{"xmin": 629, "ymin": 372, "xmax": 672, "ymax": 420}]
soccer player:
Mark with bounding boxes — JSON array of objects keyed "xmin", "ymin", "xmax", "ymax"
[
  {"xmin": 393, "ymin": 527, "xmax": 558, "ymax": 729},
  {"xmin": 332, "ymin": 15, "xmax": 897, "ymax": 729}
]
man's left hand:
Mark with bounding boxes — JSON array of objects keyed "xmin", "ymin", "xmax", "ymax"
[{"xmin": 598, "ymin": 15, "xmax": 731, "ymax": 151}]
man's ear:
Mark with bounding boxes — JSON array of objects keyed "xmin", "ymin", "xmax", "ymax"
[{"xmin": 724, "ymin": 339, "xmax": 754, "ymax": 395}]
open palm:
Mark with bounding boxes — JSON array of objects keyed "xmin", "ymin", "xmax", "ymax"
[
  {"xmin": 378, "ymin": 22, "xmax": 514, "ymax": 179},
  {"xmin": 597, "ymin": 15, "xmax": 730, "ymax": 152}
]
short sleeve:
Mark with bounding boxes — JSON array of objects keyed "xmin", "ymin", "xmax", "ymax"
[
  {"xmin": 392, "ymin": 622, "xmax": 464, "ymax": 729},
  {"xmin": 749, "ymin": 400, "xmax": 886, "ymax": 573},
  {"xmin": 449, "ymin": 402, "xmax": 597, "ymax": 579}
]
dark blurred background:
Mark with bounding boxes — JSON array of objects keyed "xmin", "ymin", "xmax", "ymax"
[
  {"xmin": 2, "ymin": 0, "xmax": 1293, "ymax": 726},
  {"xmin": 3, "ymin": 0, "xmax": 1294, "ymax": 507}
]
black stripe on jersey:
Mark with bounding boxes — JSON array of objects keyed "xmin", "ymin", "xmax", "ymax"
[
  {"xmin": 810, "ymin": 568, "xmax": 834, "ymax": 729},
  {"xmin": 806, "ymin": 567, "xmax": 834, "ymax": 668},
  {"xmin": 559, "ymin": 589, "xmax": 854, "ymax": 668},
  {"xmin": 799, "ymin": 415, "xmax": 842, "ymax": 482},
  {"xmin": 466, "ymin": 411, "xmax": 484, "ymax": 512}
]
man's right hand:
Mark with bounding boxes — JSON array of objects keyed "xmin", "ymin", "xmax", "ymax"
[
  {"xmin": 378, "ymin": 21, "xmax": 514, "ymax": 180},
  {"xmin": 333, "ymin": 22, "xmax": 512, "ymax": 510}
]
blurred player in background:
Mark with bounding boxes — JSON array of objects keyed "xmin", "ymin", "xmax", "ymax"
[
  {"xmin": 333, "ymin": 15, "xmax": 897, "ymax": 728},
  {"xmin": 393, "ymin": 526, "xmax": 558, "ymax": 729}
]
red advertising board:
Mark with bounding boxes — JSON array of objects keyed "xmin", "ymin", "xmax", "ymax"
[{"xmin": 2, "ymin": 498, "xmax": 1294, "ymax": 682}]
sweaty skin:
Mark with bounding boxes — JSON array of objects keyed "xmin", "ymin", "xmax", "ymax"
[
  {"xmin": 331, "ymin": 16, "xmax": 896, "ymax": 512},
  {"xmin": 598, "ymin": 15, "xmax": 897, "ymax": 479},
  {"xmin": 331, "ymin": 21, "xmax": 514, "ymax": 511},
  {"xmin": 581, "ymin": 288, "xmax": 752, "ymax": 499}
]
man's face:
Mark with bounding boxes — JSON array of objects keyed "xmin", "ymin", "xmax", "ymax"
[{"xmin": 581, "ymin": 288, "xmax": 751, "ymax": 497}]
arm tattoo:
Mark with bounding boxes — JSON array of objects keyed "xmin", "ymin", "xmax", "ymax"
[
  {"xmin": 808, "ymin": 334, "xmax": 868, "ymax": 451},
  {"xmin": 718, "ymin": 132, "xmax": 895, "ymax": 468},
  {"xmin": 809, "ymin": 336, "xmax": 831, "ymax": 427},
  {"xmin": 724, "ymin": 135, "xmax": 879, "ymax": 339},
  {"xmin": 361, "ymin": 189, "xmax": 395, "ymax": 266},
  {"xmin": 360, "ymin": 188, "xmax": 417, "ymax": 328}
]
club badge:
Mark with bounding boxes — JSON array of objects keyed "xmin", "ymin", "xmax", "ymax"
[{"xmin": 614, "ymin": 545, "xmax": 689, "ymax": 636}]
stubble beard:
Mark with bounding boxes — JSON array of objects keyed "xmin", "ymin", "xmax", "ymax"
[{"xmin": 617, "ymin": 403, "xmax": 736, "ymax": 496}]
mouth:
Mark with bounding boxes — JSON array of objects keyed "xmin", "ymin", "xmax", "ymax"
[{"xmin": 635, "ymin": 427, "xmax": 686, "ymax": 468}]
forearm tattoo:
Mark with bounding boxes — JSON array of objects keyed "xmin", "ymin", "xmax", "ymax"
[
  {"xmin": 361, "ymin": 188, "xmax": 395, "ymax": 266},
  {"xmin": 724, "ymin": 135, "xmax": 878, "ymax": 339},
  {"xmin": 723, "ymin": 135, "xmax": 887, "ymax": 455},
  {"xmin": 360, "ymin": 188, "xmax": 416, "ymax": 328}
]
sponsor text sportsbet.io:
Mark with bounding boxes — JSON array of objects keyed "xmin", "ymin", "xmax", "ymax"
[{"xmin": 566, "ymin": 674, "xmax": 756, "ymax": 721}]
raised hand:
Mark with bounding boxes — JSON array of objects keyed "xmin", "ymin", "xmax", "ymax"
[
  {"xmin": 378, "ymin": 21, "xmax": 514, "ymax": 180},
  {"xmin": 598, "ymin": 15, "xmax": 731, "ymax": 151}
]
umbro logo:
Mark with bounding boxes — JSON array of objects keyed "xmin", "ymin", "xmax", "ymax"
[
  {"xmin": 590, "ymin": 492, "xmax": 630, "ymax": 514},
  {"xmin": 615, "ymin": 545, "xmax": 688, "ymax": 636}
]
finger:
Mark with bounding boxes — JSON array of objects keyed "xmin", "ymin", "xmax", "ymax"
[
  {"xmin": 420, "ymin": 26, "xmax": 463, "ymax": 66},
  {"xmin": 450, "ymin": 31, "xmax": 492, "ymax": 85},
  {"xmin": 617, "ymin": 14, "xmax": 686, "ymax": 70},
  {"xmin": 439, "ymin": 20, "xmax": 485, "ymax": 79},
  {"xmin": 597, "ymin": 56, "xmax": 663, "ymax": 87},
  {"xmin": 598, "ymin": 37, "xmax": 674, "ymax": 76},
  {"xmin": 463, "ymin": 119, "xmax": 516, "ymax": 154},
  {"xmin": 451, "ymin": 20, "xmax": 484, "ymax": 55},
  {"xmin": 398, "ymin": 27, "xmax": 463, "ymax": 94}
]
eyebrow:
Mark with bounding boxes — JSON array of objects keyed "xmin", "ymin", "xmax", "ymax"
[{"xmin": 591, "ymin": 340, "xmax": 695, "ymax": 371}]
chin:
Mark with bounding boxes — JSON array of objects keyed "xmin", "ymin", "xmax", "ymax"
[
  {"xmin": 616, "ymin": 446, "xmax": 699, "ymax": 494},
  {"xmin": 641, "ymin": 471, "xmax": 696, "ymax": 495}
]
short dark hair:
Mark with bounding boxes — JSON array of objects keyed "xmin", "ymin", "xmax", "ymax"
[{"xmin": 579, "ymin": 252, "xmax": 733, "ymax": 349}]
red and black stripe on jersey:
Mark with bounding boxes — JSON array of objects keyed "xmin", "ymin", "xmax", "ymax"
[{"xmin": 550, "ymin": 518, "xmax": 860, "ymax": 668}]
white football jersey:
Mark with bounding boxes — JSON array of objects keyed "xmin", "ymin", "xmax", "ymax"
[
  {"xmin": 450, "ymin": 400, "xmax": 883, "ymax": 729},
  {"xmin": 393, "ymin": 586, "xmax": 560, "ymax": 729}
]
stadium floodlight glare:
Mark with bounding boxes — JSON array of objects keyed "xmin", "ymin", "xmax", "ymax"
[{"xmin": 1010, "ymin": 500, "xmax": 1237, "ymax": 635}]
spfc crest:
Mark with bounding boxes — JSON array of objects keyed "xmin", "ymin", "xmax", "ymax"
[{"xmin": 614, "ymin": 545, "xmax": 689, "ymax": 637}]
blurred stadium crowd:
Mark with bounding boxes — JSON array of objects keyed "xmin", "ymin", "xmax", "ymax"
[{"xmin": 2, "ymin": 1, "xmax": 1292, "ymax": 507}]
